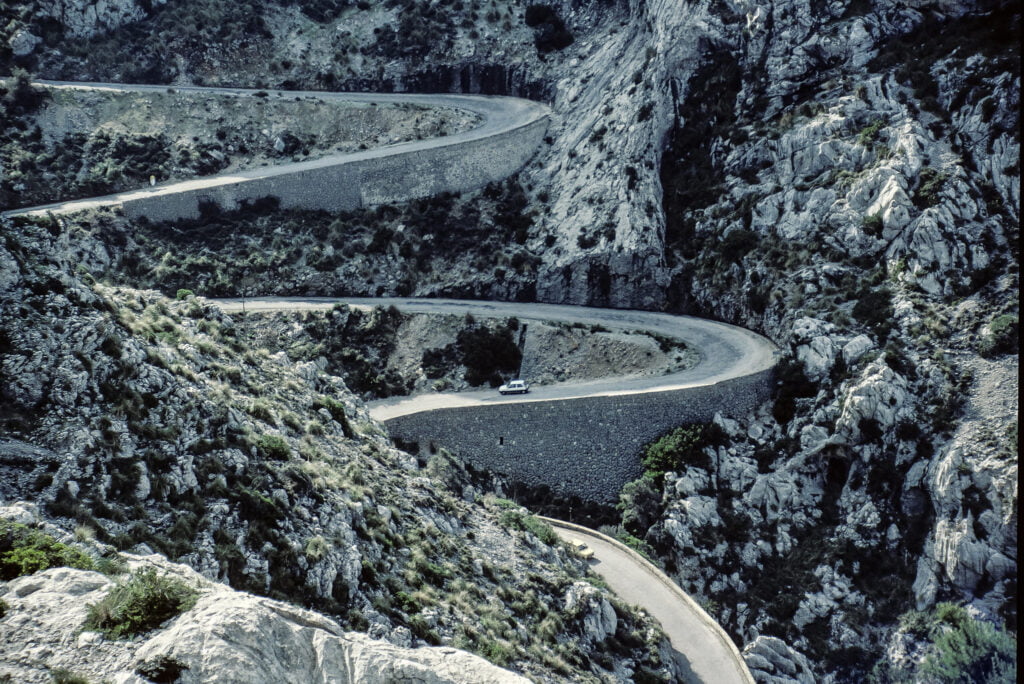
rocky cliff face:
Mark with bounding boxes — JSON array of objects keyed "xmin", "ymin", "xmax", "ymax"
[
  {"xmin": 640, "ymin": 2, "xmax": 1018, "ymax": 678},
  {"xmin": 0, "ymin": 0, "xmax": 1017, "ymax": 681}
]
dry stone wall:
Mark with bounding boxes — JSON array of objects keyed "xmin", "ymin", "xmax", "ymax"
[
  {"xmin": 121, "ymin": 115, "xmax": 549, "ymax": 222},
  {"xmin": 386, "ymin": 369, "xmax": 774, "ymax": 503}
]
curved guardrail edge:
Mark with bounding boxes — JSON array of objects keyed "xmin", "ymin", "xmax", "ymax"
[
  {"xmin": 540, "ymin": 516, "xmax": 757, "ymax": 684},
  {"xmin": 1, "ymin": 79, "xmax": 552, "ymax": 218}
]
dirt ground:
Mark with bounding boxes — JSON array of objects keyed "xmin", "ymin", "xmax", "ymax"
[{"xmin": 388, "ymin": 313, "xmax": 697, "ymax": 394}]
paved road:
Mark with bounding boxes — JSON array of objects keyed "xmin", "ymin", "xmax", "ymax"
[
  {"xmin": 1, "ymin": 80, "xmax": 760, "ymax": 683},
  {"xmin": 210, "ymin": 297, "xmax": 779, "ymax": 421},
  {"xmin": 546, "ymin": 521, "xmax": 755, "ymax": 684},
  {"xmin": 1, "ymin": 80, "xmax": 549, "ymax": 218}
]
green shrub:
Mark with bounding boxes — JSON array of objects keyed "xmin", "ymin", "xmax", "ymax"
[
  {"xmin": 256, "ymin": 434, "xmax": 291, "ymax": 460},
  {"xmin": 611, "ymin": 529, "xmax": 658, "ymax": 564},
  {"xmin": 914, "ymin": 167, "xmax": 948, "ymax": 209},
  {"xmin": 50, "ymin": 669, "xmax": 91, "ymax": 684},
  {"xmin": 718, "ymin": 229, "xmax": 758, "ymax": 264},
  {"xmin": 641, "ymin": 424, "xmax": 710, "ymax": 483},
  {"xmin": 479, "ymin": 638, "xmax": 514, "ymax": 666},
  {"xmin": 135, "ymin": 655, "xmax": 188, "ymax": 683},
  {"xmin": 175, "ymin": 288, "xmax": 194, "ymax": 300},
  {"xmin": 305, "ymin": 535, "xmax": 330, "ymax": 561},
  {"xmin": 979, "ymin": 314, "xmax": 1018, "ymax": 357},
  {"xmin": 919, "ymin": 605, "xmax": 1016, "ymax": 683},
  {"xmin": 84, "ymin": 567, "xmax": 198, "ymax": 639},
  {"xmin": 616, "ymin": 478, "xmax": 662, "ymax": 537},
  {"xmin": 310, "ymin": 396, "xmax": 355, "ymax": 438},
  {"xmin": 408, "ymin": 614, "xmax": 441, "ymax": 645},
  {"xmin": 248, "ymin": 399, "xmax": 277, "ymax": 425},
  {"xmin": 0, "ymin": 520, "xmax": 95, "ymax": 580},
  {"xmin": 877, "ymin": 604, "xmax": 1017, "ymax": 683},
  {"xmin": 456, "ymin": 322, "xmax": 522, "ymax": 387},
  {"xmin": 852, "ymin": 287, "xmax": 894, "ymax": 341},
  {"xmin": 497, "ymin": 510, "xmax": 557, "ymax": 545},
  {"xmin": 857, "ymin": 119, "xmax": 886, "ymax": 147},
  {"xmin": 862, "ymin": 213, "xmax": 884, "ymax": 237}
]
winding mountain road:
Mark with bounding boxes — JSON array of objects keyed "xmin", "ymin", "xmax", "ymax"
[
  {"xmin": 2, "ymin": 80, "xmax": 763, "ymax": 683},
  {"xmin": 212, "ymin": 296, "xmax": 768, "ymax": 683},
  {"xmin": 2, "ymin": 80, "xmax": 549, "ymax": 218},
  {"xmin": 212, "ymin": 297, "xmax": 778, "ymax": 421},
  {"xmin": 545, "ymin": 520, "xmax": 755, "ymax": 684}
]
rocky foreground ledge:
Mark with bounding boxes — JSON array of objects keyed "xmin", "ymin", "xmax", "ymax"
[{"xmin": 0, "ymin": 507, "xmax": 525, "ymax": 684}]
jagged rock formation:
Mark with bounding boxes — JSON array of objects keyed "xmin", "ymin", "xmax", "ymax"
[{"xmin": 0, "ymin": 0, "xmax": 1017, "ymax": 681}]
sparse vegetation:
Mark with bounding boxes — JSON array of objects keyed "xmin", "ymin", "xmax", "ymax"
[
  {"xmin": 979, "ymin": 314, "xmax": 1018, "ymax": 357},
  {"xmin": 0, "ymin": 520, "xmax": 94, "ymax": 580},
  {"xmin": 874, "ymin": 603, "xmax": 1017, "ymax": 683},
  {"xmin": 84, "ymin": 567, "xmax": 199, "ymax": 639},
  {"xmin": 50, "ymin": 669, "xmax": 91, "ymax": 684},
  {"xmin": 857, "ymin": 119, "xmax": 886, "ymax": 148},
  {"xmin": 914, "ymin": 167, "xmax": 948, "ymax": 209}
]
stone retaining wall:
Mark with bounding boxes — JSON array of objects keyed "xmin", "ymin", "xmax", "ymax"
[
  {"xmin": 121, "ymin": 116, "xmax": 549, "ymax": 222},
  {"xmin": 385, "ymin": 368, "xmax": 774, "ymax": 503}
]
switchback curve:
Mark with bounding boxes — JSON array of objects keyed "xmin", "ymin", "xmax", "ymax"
[
  {"xmin": 2, "ymin": 80, "xmax": 550, "ymax": 220},
  {"xmin": 209, "ymin": 297, "xmax": 779, "ymax": 422}
]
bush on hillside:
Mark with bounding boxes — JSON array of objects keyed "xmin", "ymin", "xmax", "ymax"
[
  {"xmin": 979, "ymin": 314, "xmax": 1018, "ymax": 357},
  {"xmin": 641, "ymin": 424, "xmax": 711, "ymax": 483},
  {"xmin": 84, "ymin": 567, "xmax": 199, "ymax": 639},
  {"xmin": 876, "ymin": 603, "xmax": 1017, "ymax": 683},
  {"xmin": 524, "ymin": 5, "xmax": 574, "ymax": 53},
  {"xmin": 455, "ymin": 321, "xmax": 522, "ymax": 387},
  {"xmin": 0, "ymin": 520, "xmax": 94, "ymax": 580}
]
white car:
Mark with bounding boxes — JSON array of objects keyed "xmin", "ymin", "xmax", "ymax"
[
  {"xmin": 498, "ymin": 379, "xmax": 530, "ymax": 395},
  {"xmin": 569, "ymin": 538, "xmax": 595, "ymax": 560}
]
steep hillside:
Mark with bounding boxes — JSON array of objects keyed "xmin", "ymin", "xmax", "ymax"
[
  {"xmin": 0, "ymin": 217, "xmax": 677, "ymax": 682},
  {"xmin": 0, "ymin": 505, "xmax": 529, "ymax": 683},
  {"xmin": 0, "ymin": 0, "xmax": 1018, "ymax": 682}
]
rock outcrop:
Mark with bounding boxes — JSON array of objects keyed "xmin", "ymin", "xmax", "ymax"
[{"xmin": 0, "ymin": 551, "xmax": 527, "ymax": 683}]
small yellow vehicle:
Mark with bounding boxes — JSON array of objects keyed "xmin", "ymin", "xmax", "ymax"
[{"xmin": 569, "ymin": 538, "xmax": 595, "ymax": 560}]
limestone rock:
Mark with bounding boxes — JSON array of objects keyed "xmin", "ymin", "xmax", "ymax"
[
  {"xmin": 791, "ymin": 317, "xmax": 839, "ymax": 381},
  {"xmin": 39, "ymin": 0, "xmax": 166, "ymax": 38},
  {"xmin": 563, "ymin": 582, "xmax": 616, "ymax": 642},
  {"xmin": 833, "ymin": 359, "xmax": 908, "ymax": 446},
  {"xmin": 841, "ymin": 335, "xmax": 874, "ymax": 366},
  {"xmin": 0, "ymin": 561, "xmax": 528, "ymax": 684},
  {"xmin": 741, "ymin": 636, "xmax": 814, "ymax": 684},
  {"xmin": 8, "ymin": 28, "xmax": 41, "ymax": 56}
]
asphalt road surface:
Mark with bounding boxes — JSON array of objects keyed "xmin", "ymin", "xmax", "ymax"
[
  {"xmin": 210, "ymin": 297, "xmax": 779, "ymax": 421},
  {"xmin": 1, "ymin": 80, "xmax": 549, "ymax": 218},
  {"xmin": 547, "ymin": 522, "xmax": 755, "ymax": 684}
]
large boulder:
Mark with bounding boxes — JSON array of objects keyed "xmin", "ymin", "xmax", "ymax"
[{"xmin": 0, "ymin": 559, "xmax": 528, "ymax": 684}]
